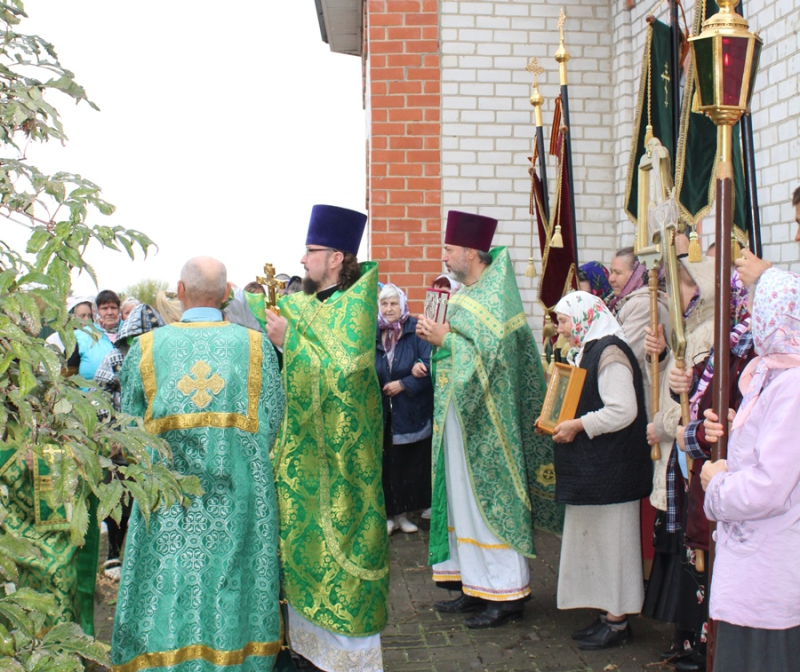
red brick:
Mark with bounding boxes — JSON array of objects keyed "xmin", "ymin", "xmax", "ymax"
[
  {"xmin": 372, "ymin": 149, "xmax": 406, "ymax": 163},
  {"xmin": 368, "ymin": 0, "xmax": 386, "ymax": 10},
  {"xmin": 373, "ymin": 176, "xmax": 406, "ymax": 189},
  {"xmin": 389, "ymin": 190, "xmax": 424, "ymax": 204},
  {"xmin": 423, "ymin": 219, "xmax": 442, "ymax": 232},
  {"xmin": 372, "ymin": 232, "xmax": 406, "ymax": 246},
  {"xmin": 387, "ymin": 273, "xmax": 425, "ymax": 288},
  {"xmin": 388, "ymin": 163, "xmax": 423, "ymax": 177},
  {"xmin": 407, "ymin": 232, "xmax": 442, "ymax": 245},
  {"xmin": 406, "ymin": 40, "xmax": 439, "ymax": 53},
  {"xmin": 386, "ymin": 54, "xmax": 422, "ymax": 67},
  {"xmin": 407, "ymin": 68, "xmax": 439, "ymax": 81},
  {"xmin": 372, "ymin": 163, "xmax": 387, "ymax": 177},
  {"xmin": 371, "ymin": 81, "xmax": 387, "ymax": 95},
  {"xmin": 423, "ymin": 163, "xmax": 441, "ymax": 176},
  {"xmin": 387, "ymin": 81, "xmax": 422, "ymax": 95},
  {"xmin": 423, "ymin": 55, "xmax": 440, "ymax": 68},
  {"xmin": 423, "ymin": 136, "xmax": 440, "ymax": 149},
  {"xmin": 409, "ymin": 260, "xmax": 443, "ymax": 272},
  {"xmin": 371, "ymin": 122, "xmax": 406, "ymax": 135},
  {"xmin": 371, "ymin": 219, "xmax": 388, "ymax": 231},
  {"xmin": 424, "ymin": 108, "xmax": 440, "ymax": 122},
  {"xmin": 370, "ymin": 204, "xmax": 406, "ymax": 217},
  {"xmin": 407, "ymin": 177, "xmax": 440, "ymax": 190},
  {"xmin": 389, "ymin": 136, "xmax": 424, "ymax": 149},
  {"xmin": 389, "ymin": 245, "xmax": 424, "ymax": 258},
  {"xmin": 371, "ymin": 109, "xmax": 387, "ymax": 122},
  {"xmin": 390, "ymin": 219, "xmax": 424, "ymax": 232},
  {"xmin": 406, "ymin": 94, "xmax": 440, "ymax": 107},
  {"xmin": 424, "ymin": 191, "xmax": 441, "ymax": 204},
  {"xmin": 387, "ymin": 27, "xmax": 421, "ymax": 40},
  {"xmin": 372, "ymin": 136, "xmax": 387, "ymax": 149},
  {"xmin": 371, "ymin": 246, "xmax": 389, "ymax": 259},
  {"xmin": 407, "ymin": 150, "xmax": 439, "ymax": 163},
  {"xmin": 421, "ymin": 0, "xmax": 438, "ymax": 11},
  {"xmin": 371, "ymin": 95, "xmax": 407, "ymax": 109},
  {"xmin": 405, "ymin": 13, "xmax": 438, "ymax": 25},
  {"xmin": 369, "ymin": 13, "xmax": 403, "ymax": 26},
  {"xmin": 423, "ymin": 81, "xmax": 440, "ymax": 94},
  {"xmin": 370, "ymin": 67, "xmax": 405, "ymax": 81},
  {"xmin": 388, "ymin": 108, "xmax": 424, "ymax": 122},
  {"xmin": 369, "ymin": 27, "xmax": 386, "ymax": 40},
  {"xmin": 407, "ymin": 205, "xmax": 440, "ymax": 218},
  {"xmin": 370, "ymin": 55, "xmax": 386, "ymax": 68},
  {"xmin": 372, "ymin": 190, "xmax": 388, "ymax": 204},
  {"xmin": 371, "ymin": 41, "xmax": 404, "ymax": 54},
  {"xmin": 422, "ymin": 27, "xmax": 438, "ymax": 39},
  {"xmin": 376, "ymin": 260, "xmax": 408, "ymax": 273},
  {"xmin": 386, "ymin": 0, "xmax": 421, "ymax": 11}
]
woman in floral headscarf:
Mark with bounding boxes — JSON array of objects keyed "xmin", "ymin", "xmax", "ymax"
[
  {"xmin": 578, "ymin": 261, "xmax": 613, "ymax": 303},
  {"xmin": 375, "ymin": 284, "xmax": 433, "ymax": 535},
  {"xmin": 546, "ymin": 291, "xmax": 652, "ymax": 651},
  {"xmin": 700, "ymin": 268, "xmax": 800, "ymax": 672}
]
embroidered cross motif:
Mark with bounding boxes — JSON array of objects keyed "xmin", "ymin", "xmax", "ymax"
[
  {"xmin": 661, "ymin": 63, "xmax": 670, "ymax": 107},
  {"xmin": 177, "ymin": 361, "xmax": 225, "ymax": 409},
  {"xmin": 437, "ymin": 372, "xmax": 449, "ymax": 389}
]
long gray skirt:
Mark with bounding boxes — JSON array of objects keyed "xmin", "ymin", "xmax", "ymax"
[
  {"xmin": 714, "ymin": 621, "xmax": 800, "ymax": 672},
  {"xmin": 557, "ymin": 501, "xmax": 644, "ymax": 616}
]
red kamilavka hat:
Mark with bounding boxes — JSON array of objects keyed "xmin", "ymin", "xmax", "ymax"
[{"xmin": 444, "ymin": 210, "xmax": 497, "ymax": 252}]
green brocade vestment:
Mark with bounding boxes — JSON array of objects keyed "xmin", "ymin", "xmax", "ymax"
[
  {"xmin": 428, "ymin": 248, "xmax": 564, "ymax": 566},
  {"xmin": 111, "ymin": 322, "xmax": 285, "ymax": 672},
  {"xmin": 275, "ymin": 262, "xmax": 389, "ymax": 637},
  {"xmin": 0, "ymin": 452, "xmax": 99, "ymax": 635}
]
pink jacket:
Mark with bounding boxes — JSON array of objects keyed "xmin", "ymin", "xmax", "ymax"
[{"xmin": 704, "ymin": 366, "xmax": 800, "ymax": 629}]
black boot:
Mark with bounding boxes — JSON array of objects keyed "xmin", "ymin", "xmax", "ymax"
[
  {"xmin": 675, "ymin": 649, "xmax": 707, "ymax": 671},
  {"xmin": 577, "ymin": 620, "xmax": 631, "ymax": 650},
  {"xmin": 464, "ymin": 599, "xmax": 525, "ymax": 629},
  {"xmin": 572, "ymin": 614, "xmax": 606, "ymax": 640},
  {"xmin": 433, "ymin": 592, "xmax": 485, "ymax": 613}
]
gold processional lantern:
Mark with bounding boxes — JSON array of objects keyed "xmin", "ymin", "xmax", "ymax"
[{"xmin": 689, "ymin": 0, "xmax": 762, "ymax": 163}]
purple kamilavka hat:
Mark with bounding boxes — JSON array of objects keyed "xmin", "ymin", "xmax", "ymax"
[
  {"xmin": 306, "ymin": 204, "xmax": 368, "ymax": 256},
  {"xmin": 444, "ymin": 210, "xmax": 497, "ymax": 252}
]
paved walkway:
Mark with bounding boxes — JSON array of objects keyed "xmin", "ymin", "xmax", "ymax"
[
  {"xmin": 383, "ymin": 517, "xmax": 675, "ymax": 672},
  {"xmin": 95, "ymin": 517, "xmax": 676, "ymax": 672}
]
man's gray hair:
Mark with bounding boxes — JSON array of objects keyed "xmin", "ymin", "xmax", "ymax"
[
  {"xmin": 477, "ymin": 250, "xmax": 492, "ymax": 265},
  {"xmin": 180, "ymin": 257, "xmax": 228, "ymax": 305}
]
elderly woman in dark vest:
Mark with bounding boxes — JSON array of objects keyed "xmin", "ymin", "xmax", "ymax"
[
  {"xmin": 375, "ymin": 283, "xmax": 433, "ymax": 535},
  {"xmin": 545, "ymin": 291, "xmax": 652, "ymax": 650}
]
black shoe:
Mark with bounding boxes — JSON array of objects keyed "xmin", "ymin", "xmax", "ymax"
[
  {"xmin": 571, "ymin": 616, "xmax": 605, "ymax": 640},
  {"xmin": 577, "ymin": 622, "xmax": 631, "ymax": 650},
  {"xmin": 433, "ymin": 593, "xmax": 485, "ymax": 613},
  {"xmin": 675, "ymin": 650, "xmax": 707, "ymax": 672},
  {"xmin": 661, "ymin": 644, "xmax": 694, "ymax": 662},
  {"xmin": 464, "ymin": 603, "xmax": 524, "ymax": 629}
]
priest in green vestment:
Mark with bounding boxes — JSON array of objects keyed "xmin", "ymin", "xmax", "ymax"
[
  {"xmin": 257, "ymin": 205, "xmax": 388, "ymax": 672},
  {"xmin": 111, "ymin": 257, "xmax": 285, "ymax": 672},
  {"xmin": 417, "ymin": 210, "xmax": 563, "ymax": 629}
]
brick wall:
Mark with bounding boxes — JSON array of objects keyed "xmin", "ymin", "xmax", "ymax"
[{"xmin": 366, "ymin": 0, "xmax": 442, "ymax": 311}]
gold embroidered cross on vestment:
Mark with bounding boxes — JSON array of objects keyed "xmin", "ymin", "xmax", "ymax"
[{"xmin": 177, "ymin": 361, "xmax": 225, "ymax": 409}]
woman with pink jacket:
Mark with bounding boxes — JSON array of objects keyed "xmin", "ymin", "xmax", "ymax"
[{"xmin": 701, "ymin": 267, "xmax": 800, "ymax": 671}]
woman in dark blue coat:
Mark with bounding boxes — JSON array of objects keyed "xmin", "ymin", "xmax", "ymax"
[{"xmin": 376, "ymin": 284, "xmax": 433, "ymax": 535}]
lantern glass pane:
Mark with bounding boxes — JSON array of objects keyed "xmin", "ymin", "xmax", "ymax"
[
  {"xmin": 693, "ymin": 39, "xmax": 715, "ymax": 108},
  {"xmin": 721, "ymin": 36, "xmax": 749, "ymax": 107},
  {"xmin": 745, "ymin": 40, "xmax": 762, "ymax": 108}
]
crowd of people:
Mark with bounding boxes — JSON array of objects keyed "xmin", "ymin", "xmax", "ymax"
[{"xmin": 4, "ymin": 190, "xmax": 800, "ymax": 672}]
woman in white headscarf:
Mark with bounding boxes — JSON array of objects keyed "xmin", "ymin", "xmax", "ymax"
[{"xmin": 546, "ymin": 291, "xmax": 652, "ymax": 651}]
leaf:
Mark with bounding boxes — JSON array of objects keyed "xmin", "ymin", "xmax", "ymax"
[
  {"xmin": 53, "ymin": 399, "xmax": 72, "ymax": 415},
  {"xmin": 5, "ymin": 587, "xmax": 56, "ymax": 616},
  {"xmin": 0, "ymin": 600, "xmax": 35, "ymax": 637},
  {"xmin": 68, "ymin": 497, "xmax": 88, "ymax": 547}
]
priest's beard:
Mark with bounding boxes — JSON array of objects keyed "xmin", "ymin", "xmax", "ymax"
[{"xmin": 303, "ymin": 276, "xmax": 320, "ymax": 295}]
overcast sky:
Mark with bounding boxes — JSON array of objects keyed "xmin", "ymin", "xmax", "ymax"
[{"xmin": 12, "ymin": 1, "xmax": 367, "ymax": 296}]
